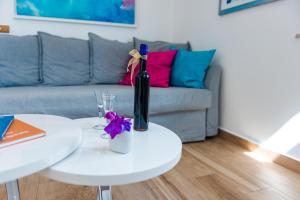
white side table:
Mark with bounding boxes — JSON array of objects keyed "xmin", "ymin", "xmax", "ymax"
[
  {"xmin": 0, "ymin": 115, "xmax": 82, "ymax": 200},
  {"xmin": 41, "ymin": 117, "xmax": 182, "ymax": 200}
]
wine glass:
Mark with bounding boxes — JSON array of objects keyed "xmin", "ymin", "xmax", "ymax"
[
  {"xmin": 102, "ymin": 93, "xmax": 116, "ymax": 116},
  {"xmin": 93, "ymin": 91, "xmax": 105, "ymax": 130},
  {"xmin": 94, "ymin": 91, "xmax": 116, "ymax": 139}
]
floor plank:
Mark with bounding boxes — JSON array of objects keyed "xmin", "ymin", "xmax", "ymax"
[
  {"xmin": 0, "ymin": 185, "xmax": 6, "ymax": 200},
  {"xmin": 0, "ymin": 137, "xmax": 299, "ymax": 200},
  {"xmin": 188, "ymin": 138, "xmax": 300, "ymax": 200},
  {"xmin": 234, "ymin": 188, "xmax": 289, "ymax": 200},
  {"xmin": 184, "ymin": 145, "xmax": 261, "ymax": 192}
]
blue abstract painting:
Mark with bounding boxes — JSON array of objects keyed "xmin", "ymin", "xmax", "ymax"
[
  {"xmin": 16, "ymin": 0, "xmax": 135, "ymax": 25},
  {"xmin": 219, "ymin": 0, "xmax": 279, "ymax": 15}
]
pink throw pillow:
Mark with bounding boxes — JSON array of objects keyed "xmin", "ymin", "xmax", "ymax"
[{"xmin": 120, "ymin": 50, "xmax": 177, "ymax": 87}]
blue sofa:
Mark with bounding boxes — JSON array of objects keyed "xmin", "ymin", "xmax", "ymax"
[{"xmin": 0, "ymin": 33, "xmax": 221, "ymax": 142}]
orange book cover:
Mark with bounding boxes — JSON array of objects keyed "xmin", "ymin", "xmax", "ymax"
[{"xmin": 0, "ymin": 119, "xmax": 46, "ymax": 149}]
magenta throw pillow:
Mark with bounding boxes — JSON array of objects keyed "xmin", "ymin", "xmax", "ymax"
[{"xmin": 120, "ymin": 50, "xmax": 177, "ymax": 87}]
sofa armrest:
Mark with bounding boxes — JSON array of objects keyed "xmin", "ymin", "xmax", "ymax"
[{"xmin": 205, "ymin": 65, "xmax": 222, "ymax": 137}]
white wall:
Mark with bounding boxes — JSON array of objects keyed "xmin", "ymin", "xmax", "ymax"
[
  {"xmin": 0, "ymin": 0, "xmax": 173, "ymax": 42},
  {"xmin": 173, "ymin": 0, "xmax": 300, "ymax": 160}
]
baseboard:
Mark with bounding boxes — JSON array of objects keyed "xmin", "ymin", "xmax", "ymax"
[{"xmin": 219, "ymin": 129, "xmax": 300, "ymax": 174}]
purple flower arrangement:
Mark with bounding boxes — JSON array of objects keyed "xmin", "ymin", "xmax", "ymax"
[{"xmin": 104, "ymin": 112, "xmax": 132, "ymax": 139}]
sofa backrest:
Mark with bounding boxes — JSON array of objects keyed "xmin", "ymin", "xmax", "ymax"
[
  {"xmin": 89, "ymin": 33, "xmax": 132, "ymax": 84},
  {"xmin": 0, "ymin": 35, "xmax": 40, "ymax": 87},
  {"xmin": 38, "ymin": 32, "xmax": 90, "ymax": 86},
  {"xmin": 0, "ymin": 32, "xmax": 134, "ymax": 88}
]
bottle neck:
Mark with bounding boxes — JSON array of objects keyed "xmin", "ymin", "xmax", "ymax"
[{"xmin": 140, "ymin": 55, "xmax": 147, "ymax": 71}]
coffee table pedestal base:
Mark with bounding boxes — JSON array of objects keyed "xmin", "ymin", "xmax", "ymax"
[
  {"xmin": 6, "ymin": 180, "xmax": 20, "ymax": 200},
  {"xmin": 97, "ymin": 186, "xmax": 112, "ymax": 200}
]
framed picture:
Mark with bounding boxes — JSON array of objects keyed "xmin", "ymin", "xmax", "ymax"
[
  {"xmin": 219, "ymin": 0, "xmax": 279, "ymax": 15},
  {"xmin": 15, "ymin": 0, "xmax": 136, "ymax": 28}
]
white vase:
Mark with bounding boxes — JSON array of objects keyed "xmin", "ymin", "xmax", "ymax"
[{"xmin": 109, "ymin": 130, "xmax": 133, "ymax": 154}]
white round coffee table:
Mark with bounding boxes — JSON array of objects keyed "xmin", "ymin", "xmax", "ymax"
[
  {"xmin": 0, "ymin": 114, "xmax": 82, "ymax": 200},
  {"xmin": 41, "ymin": 117, "xmax": 182, "ymax": 200}
]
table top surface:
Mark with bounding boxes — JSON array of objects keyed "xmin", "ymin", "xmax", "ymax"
[
  {"xmin": 0, "ymin": 114, "xmax": 82, "ymax": 184},
  {"xmin": 41, "ymin": 117, "xmax": 182, "ymax": 186}
]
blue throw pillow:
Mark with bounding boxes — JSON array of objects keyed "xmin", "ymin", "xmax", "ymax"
[{"xmin": 171, "ymin": 49, "xmax": 216, "ymax": 89}]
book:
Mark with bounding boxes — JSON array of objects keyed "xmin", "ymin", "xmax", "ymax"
[
  {"xmin": 0, "ymin": 115, "xmax": 14, "ymax": 140},
  {"xmin": 0, "ymin": 119, "xmax": 46, "ymax": 149}
]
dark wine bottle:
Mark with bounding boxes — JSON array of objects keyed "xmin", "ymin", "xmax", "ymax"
[{"xmin": 134, "ymin": 44, "xmax": 150, "ymax": 131}]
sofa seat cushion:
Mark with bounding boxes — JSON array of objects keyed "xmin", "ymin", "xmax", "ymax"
[
  {"xmin": 0, "ymin": 85, "xmax": 211, "ymax": 119},
  {"xmin": 0, "ymin": 35, "xmax": 40, "ymax": 87}
]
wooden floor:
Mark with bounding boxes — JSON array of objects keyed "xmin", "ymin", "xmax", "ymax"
[{"xmin": 1, "ymin": 137, "xmax": 300, "ymax": 200}]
